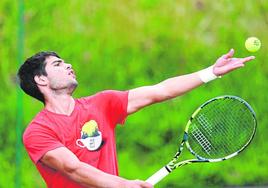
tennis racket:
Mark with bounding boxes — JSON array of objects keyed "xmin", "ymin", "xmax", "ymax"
[{"xmin": 146, "ymin": 95, "xmax": 257, "ymax": 185}]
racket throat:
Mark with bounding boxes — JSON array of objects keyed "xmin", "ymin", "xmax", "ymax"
[
  {"xmin": 167, "ymin": 159, "xmax": 207, "ymax": 170},
  {"xmin": 164, "ymin": 165, "xmax": 172, "ymax": 173}
]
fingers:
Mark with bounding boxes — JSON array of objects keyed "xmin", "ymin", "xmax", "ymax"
[
  {"xmin": 223, "ymin": 48, "xmax": 234, "ymax": 59},
  {"xmin": 214, "ymin": 50, "xmax": 256, "ymax": 76},
  {"xmin": 135, "ymin": 180, "xmax": 153, "ymax": 188},
  {"xmin": 241, "ymin": 56, "xmax": 255, "ymax": 63},
  {"xmin": 141, "ymin": 182, "xmax": 153, "ymax": 188},
  {"xmin": 140, "ymin": 182, "xmax": 153, "ymax": 188},
  {"xmin": 231, "ymin": 63, "xmax": 245, "ymax": 69},
  {"xmin": 232, "ymin": 56, "xmax": 255, "ymax": 67}
]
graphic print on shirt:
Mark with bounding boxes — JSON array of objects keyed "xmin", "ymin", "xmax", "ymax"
[{"xmin": 76, "ymin": 120, "xmax": 103, "ymax": 151}]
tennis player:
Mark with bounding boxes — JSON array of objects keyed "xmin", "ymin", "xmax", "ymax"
[{"xmin": 18, "ymin": 49, "xmax": 254, "ymax": 188}]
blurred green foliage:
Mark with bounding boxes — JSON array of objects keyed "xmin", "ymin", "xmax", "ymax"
[{"xmin": 0, "ymin": 0, "xmax": 268, "ymax": 187}]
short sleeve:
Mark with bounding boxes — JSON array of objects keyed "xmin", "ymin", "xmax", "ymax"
[
  {"xmin": 98, "ymin": 90, "xmax": 129, "ymax": 125},
  {"xmin": 23, "ymin": 123, "xmax": 64, "ymax": 164}
]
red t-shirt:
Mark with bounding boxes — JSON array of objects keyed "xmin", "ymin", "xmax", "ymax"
[{"xmin": 23, "ymin": 90, "xmax": 129, "ymax": 188}]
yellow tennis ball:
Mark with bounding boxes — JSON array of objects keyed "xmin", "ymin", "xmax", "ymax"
[{"xmin": 245, "ymin": 37, "xmax": 261, "ymax": 52}]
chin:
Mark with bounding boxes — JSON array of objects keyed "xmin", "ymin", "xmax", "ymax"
[
  {"xmin": 68, "ymin": 82, "xmax": 78, "ymax": 94},
  {"xmin": 70, "ymin": 81, "xmax": 78, "ymax": 89}
]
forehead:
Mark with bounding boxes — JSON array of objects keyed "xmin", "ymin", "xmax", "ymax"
[{"xmin": 45, "ymin": 56, "xmax": 62, "ymax": 65}]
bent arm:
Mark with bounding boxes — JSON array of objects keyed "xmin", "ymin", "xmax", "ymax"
[
  {"xmin": 41, "ymin": 147, "xmax": 124, "ymax": 187},
  {"xmin": 41, "ymin": 147, "xmax": 152, "ymax": 188}
]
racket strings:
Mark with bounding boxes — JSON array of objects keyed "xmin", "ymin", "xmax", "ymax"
[
  {"xmin": 209, "ymin": 101, "xmax": 251, "ymax": 154},
  {"xmin": 187, "ymin": 97, "xmax": 256, "ymax": 160},
  {"xmin": 191, "ymin": 125, "xmax": 213, "ymax": 155}
]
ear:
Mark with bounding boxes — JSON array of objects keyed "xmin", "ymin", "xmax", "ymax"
[{"xmin": 34, "ymin": 75, "xmax": 48, "ymax": 86}]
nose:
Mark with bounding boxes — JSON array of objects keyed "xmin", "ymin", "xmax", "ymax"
[{"xmin": 65, "ymin": 63, "xmax": 72, "ymax": 69}]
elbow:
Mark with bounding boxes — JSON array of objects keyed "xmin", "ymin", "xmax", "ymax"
[
  {"xmin": 154, "ymin": 84, "xmax": 175, "ymax": 102},
  {"xmin": 62, "ymin": 161, "xmax": 80, "ymax": 177}
]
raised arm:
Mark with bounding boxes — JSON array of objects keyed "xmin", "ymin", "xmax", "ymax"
[
  {"xmin": 41, "ymin": 147, "xmax": 152, "ymax": 188},
  {"xmin": 127, "ymin": 49, "xmax": 255, "ymax": 114}
]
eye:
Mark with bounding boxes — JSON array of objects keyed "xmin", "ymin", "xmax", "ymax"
[{"xmin": 54, "ymin": 62, "xmax": 61, "ymax": 66}]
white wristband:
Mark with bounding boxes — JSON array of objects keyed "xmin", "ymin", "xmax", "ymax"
[{"xmin": 197, "ymin": 66, "xmax": 220, "ymax": 83}]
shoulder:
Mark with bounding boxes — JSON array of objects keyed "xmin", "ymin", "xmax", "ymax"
[
  {"xmin": 99, "ymin": 90, "xmax": 129, "ymax": 97},
  {"xmin": 76, "ymin": 90, "xmax": 129, "ymax": 104},
  {"xmin": 23, "ymin": 111, "xmax": 54, "ymax": 143}
]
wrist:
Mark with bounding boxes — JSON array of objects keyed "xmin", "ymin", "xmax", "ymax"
[{"xmin": 197, "ymin": 66, "xmax": 221, "ymax": 83}]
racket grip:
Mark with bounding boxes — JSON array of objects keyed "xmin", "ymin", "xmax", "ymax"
[{"xmin": 146, "ymin": 167, "xmax": 170, "ymax": 185}]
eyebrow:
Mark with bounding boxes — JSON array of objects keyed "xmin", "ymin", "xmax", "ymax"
[{"xmin": 51, "ymin": 59, "xmax": 63, "ymax": 65}]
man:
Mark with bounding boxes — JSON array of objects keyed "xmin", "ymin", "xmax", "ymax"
[{"xmin": 18, "ymin": 49, "xmax": 254, "ymax": 188}]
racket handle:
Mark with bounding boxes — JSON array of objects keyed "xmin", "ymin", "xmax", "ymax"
[{"xmin": 146, "ymin": 166, "xmax": 170, "ymax": 185}]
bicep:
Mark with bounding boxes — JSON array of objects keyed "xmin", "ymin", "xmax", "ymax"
[
  {"xmin": 41, "ymin": 147, "xmax": 80, "ymax": 174},
  {"xmin": 128, "ymin": 84, "xmax": 169, "ymax": 114}
]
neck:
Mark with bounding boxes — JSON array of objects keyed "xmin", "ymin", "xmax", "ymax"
[{"xmin": 44, "ymin": 94, "xmax": 75, "ymax": 116}]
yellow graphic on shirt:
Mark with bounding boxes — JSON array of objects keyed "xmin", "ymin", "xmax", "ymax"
[
  {"xmin": 77, "ymin": 120, "xmax": 103, "ymax": 151},
  {"xmin": 81, "ymin": 120, "xmax": 100, "ymax": 139}
]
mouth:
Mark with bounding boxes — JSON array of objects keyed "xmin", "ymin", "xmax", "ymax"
[{"xmin": 68, "ymin": 70, "xmax": 76, "ymax": 78}]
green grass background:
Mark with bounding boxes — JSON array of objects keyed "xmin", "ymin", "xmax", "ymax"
[{"xmin": 0, "ymin": 0, "xmax": 267, "ymax": 187}]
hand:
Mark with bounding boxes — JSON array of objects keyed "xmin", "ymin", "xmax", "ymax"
[
  {"xmin": 212, "ymin": 49, "xmax": 255, "ymax": 76},
  {"xmin": 122, "ymin": 179, "xmax": 153, "ymax": 188}
]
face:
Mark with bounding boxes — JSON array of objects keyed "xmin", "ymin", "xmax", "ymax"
[{"xmin": 44, "ymin": 56, "xmax": 78, "ymax": 92}]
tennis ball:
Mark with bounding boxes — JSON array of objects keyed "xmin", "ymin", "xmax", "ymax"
[{"xmin": 245, "ymin": 37, "xmax": 261, "ymax": 52}]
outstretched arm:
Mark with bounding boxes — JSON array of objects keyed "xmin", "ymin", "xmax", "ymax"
[{"xmin": 127, "ymin": 49, "xmax": 255, "ymax": 114}]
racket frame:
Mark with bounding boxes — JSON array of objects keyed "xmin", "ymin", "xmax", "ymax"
[{"xmin": 146, "ymin": 95, "xmax": 257, "ymax": 185}]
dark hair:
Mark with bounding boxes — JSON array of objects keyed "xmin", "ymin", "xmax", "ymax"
[{"xmin": 17, "ymin": 51, "xmax": 60, "ymax": 103}]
